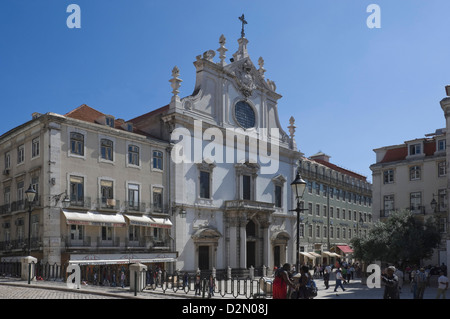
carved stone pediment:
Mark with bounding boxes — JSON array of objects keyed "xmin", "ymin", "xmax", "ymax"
[{"xmin": 226, "ymin": 58, "xmax": 269, "ymax": 97}]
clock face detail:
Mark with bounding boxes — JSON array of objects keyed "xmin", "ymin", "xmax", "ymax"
[{"xmin": 234, "ymin": 101, "xmax": 256, "ymax": 129}]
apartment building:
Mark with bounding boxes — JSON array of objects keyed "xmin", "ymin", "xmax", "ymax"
[
  {"xmin": 370, "ymin": 128, "xmax": 448, "ymax": 266},
  {"xmin": 297, "ymin": 152, "xmax": 373, "ymax": 265},
  {"xmin": 0, "ymin": 105, "xmax": 175, "ymax": 268}
]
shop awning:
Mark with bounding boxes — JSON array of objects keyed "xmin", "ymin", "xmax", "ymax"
[
  {"xmin": 337, "ymin": 245, "xmax": 354, "ymax": 254},
  {"xmin": 322, "ymin": 251, "xmax": 341, "ymax": 257},
  {"xmin": 62, "ymin": 210, "xmax": 126, "ymax": 227},
  {"xmin": 300, "ymin": 252, "xmax": 316, "ymax": 259},
  {"xmin": 308, "ymin": 252, "xmax": 322, "ymax": 258},
  {"xmin": 125, "ymin": 214, "xmax": 173, "ymax": 228},
  {"xmin": 149, "ymin": 217, "xmax": 172, "ymax": 229},
  {"xmin": 125, "ymin": 214, "xmax": 153, "ymax": 227}
]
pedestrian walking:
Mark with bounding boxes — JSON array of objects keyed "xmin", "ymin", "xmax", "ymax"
[
  {"xmin": 394, "ymin": 267, "xmax": 404, "ymax": 294},
  {"xmin": 436, "ymin": 271, "xmax": 449, "ymax": 299},
  {"xmin": 323, "ymin": 264, "xmax": 331, "ymax": 289},
  {"xmin": 334, "ymin": 269, "xmax": 345, "ymax": 293},
  {"xmin": 381, "ymin": 266, "xmax": 399, "ymax": 299},
  {"xmin": 194, "ymin": 273, "xmax": 201, "ymax": 296},
  {"xmin": 416, "ymin": 268, "xmax": 427, "ymax": 299},
  {"xmin": 208, "ymin": 274, "xmax": 216, "ymax": 298}
]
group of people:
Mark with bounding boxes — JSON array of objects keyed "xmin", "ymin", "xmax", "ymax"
[
  {"xmin": 272, "ymin": 264, "xmax": 318, "ymax": 299},
  {"xmin": 382, "ymin": 264, "xmax": 449, "ymax": 299}
]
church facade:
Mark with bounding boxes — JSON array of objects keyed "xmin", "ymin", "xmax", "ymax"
[{"xmin": 130, "ymin": 32, "xmax": 303, "ymax": 273}]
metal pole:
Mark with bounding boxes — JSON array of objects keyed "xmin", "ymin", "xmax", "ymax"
[
  {"xmin": 296, "ymin": 199, "xmax": 300, "ymax": 272},
  {"xmin": 27, "ymin": 204, "xmax": 32, "ymax": 256}
]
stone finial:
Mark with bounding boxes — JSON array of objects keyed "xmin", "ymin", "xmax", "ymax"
[
  {"xmin": 258, "ymin": 57, "xmax": 266, "ymax": 78},
  {"xmin": 288, "ymin": 116, "xmax": 297, "ymax": 151},
  {"xmin": 217, "ymin": 34, "xmax": 228, "ymax": 66},
  {"xmin": 288, "ymin": 116, "xmax": 296, "ymax": 139},
  {"xmin": 169, "ymin": 66, "xmax": 182, "ymax": 96},
  {"xmin": 169, "ymin": 66, "xmax": 182, "ymax": 109}
]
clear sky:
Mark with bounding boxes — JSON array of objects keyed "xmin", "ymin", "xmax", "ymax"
[{"xmin": 1, "ymin": 0, "xmax": 450, "ymax": 182}]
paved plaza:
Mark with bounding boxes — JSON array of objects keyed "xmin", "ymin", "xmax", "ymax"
[{"xmin": 0, "ymin": 276, "xmax": 444, "ymax": 300}]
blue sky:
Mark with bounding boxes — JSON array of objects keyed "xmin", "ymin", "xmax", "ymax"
[{"xmin": 1, "ymin": 0, "xmax": 450, "ymax": 181}]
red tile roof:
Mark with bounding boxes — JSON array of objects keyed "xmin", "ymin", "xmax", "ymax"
[
  {"xmin": 65, "ymin": 104, "xmax": 105, "ymax": 123},
  {"xmin": 379, "ymin": 140, "xmax": 436, "ymax": 163}
]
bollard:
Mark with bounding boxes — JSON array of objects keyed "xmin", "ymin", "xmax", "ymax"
[
  {"xmin": 134, "ymin": 271, "xmax": 137, "ymax": 296},
  {"xmin": 28, "ymin": 263, "xmax": 31, "ymax": 285}
]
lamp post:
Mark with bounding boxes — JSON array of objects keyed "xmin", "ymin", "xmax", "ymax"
[
  {"xmin": 290, "ymin": 171, "xmax": 308, "ymax": 272},
  {"xmin": 25, "ymin": 184, "xmax": 37, "ymax": 256},
  {"xmin": 430, "ymin": 194, "xmax": 437, "ymax": 213}
]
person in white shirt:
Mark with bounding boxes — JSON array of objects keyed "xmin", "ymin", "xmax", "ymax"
[
  {"xmin": 436, "ymin": 271, "xmax": 449, "ymax": 299},
  {"xmin": 334, "ymin": 269, "xmax": 345, "ymax": 293}
]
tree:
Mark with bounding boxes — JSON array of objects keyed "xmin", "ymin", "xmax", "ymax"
[{"xmin": 351, "ymin": 210, "xmax": 441, "ymax": 266}]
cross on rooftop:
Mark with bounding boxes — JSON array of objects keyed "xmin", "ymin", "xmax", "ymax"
[{"xmin": 239, "ymin": 14, "xmax": 247, "ymax": 38}]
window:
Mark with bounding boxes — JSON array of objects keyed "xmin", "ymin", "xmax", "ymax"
[
  {"xmin": 70, "ymin": 225, "xmax": 83, "ymax": 240},
  {"xmin": 101, "ymin": 226, "xmax": 113, "ymax": 241},
  {"xmin": 315, "ymin": 204, "xmax": 320, "ymax": 216},
  {"xmin": 234, "ymin": 101, "xmax": 256, "ymax": 129},
  {"xmin": 409, "ymin": 143, "xmax": 421, "ymax": 156},
  {"xmin": 438, "ymin": 139, "xmax": 446, "ymax": 152},
  {"xmin": 70, "ymin": 132, "xmax": 84, "ymax": 156},
  {"xmin": 17, "ymin": 181, "xmax": 24, "ymax": 207},
  {"xmin": 153, "ymin": 151, "xmax": 163, "ymax": 170},
  {"xmin": 383, "ymin": 170, "xmax": 394, "ymax": 184},
  {"xmin": 70, "ymin": 176, "xmax": 84, "ymax": 206},
  {"xmin": 243, "ymin": 175, "xmax": 251, "ymax": 200},
  {"xmin": 410, "ymin": 192, "xmax": 422, "ymax": 213},
  {"xmin": 100, "ymin": 139, "xmax": 114, "ymax": 161},
  {"xmin": 153, "ymin": 187, "xmax": 163, "ymax": 210},
  {"xmin": 199, "ymin": 171, "xmax": 211, "ymax": 199},
  {"xmin": 106, "ymin": 116, "xmax": 115, "ymax": 128},
  {"xmin": 32, "ymin": 138, "xmax": 40, "ymax": 158},
  {"xmin": 129, "ymin": 226, "xmax": 140, "ymax": 241},
  {"xmin": 438, "ymin": 189, "xmax": 447, "ymax": 212},
  {"xmin": 31, "ymin": 214, "xmax": 39, "ymax": 239},
  {"xmin": 4, "ymin": 152, "xmax": 10, "ymax": 170},
  {"xmin": 438, "ymin": 162, "xmax": 446, "ymax": 177},
  {"xmin": 128, "ymin": 145, "xmax": 140, "ymax": 166},
  {"xmin": 101, "ymin": 180, "xmax": 113, "ymax": 205},
  {"xmin": 17, "ymin": 145, "xmax": 24, "ymax": 164},
  {"xmin": 410, "ymin": 166, "xmax": 421, "ymax": 181},
  {"xmin": 128, "ymin": 184, "xmax": 140, "ymax": 210},
  {"xmin": 4, "ymin": 187, "xmax": 10, "ymax": 211},
  {"xmin": 274, "ymin": 185, "xmax": 282, "ymax": 208},
  {"xmin": 383, "ymin": 195, "xmax": 394, "ymax": 217}
]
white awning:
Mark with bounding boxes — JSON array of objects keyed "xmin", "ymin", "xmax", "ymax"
[
  {"xmin": 124, "ymin": 214, "xmax": 153, "ymax": 227},
  {"xmin": 62, "ymin": 210, "xmax": 126, "ymax": 227},
  {"xmin": 300, "ymin": 252, "xmax": 316, "ymax": 259},
  {"xmin": 124, "ymin": 215, "xmax": 172, "ymax": 229},
  {"xmin": 149, "ymin": 217, "xmax": 172, "ymax": 229},
  {"xmin": 322, "ymin": 251, "xmax": 341, "ymax": 257}
]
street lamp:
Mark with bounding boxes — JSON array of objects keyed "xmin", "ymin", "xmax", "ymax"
[
  {"xmin": 430, "ymin": 194, "xmax": 437, "ymax": 213},
  {"xmin": 290, "ymin": 171, "xmax": 308, "ymax": 272},
  {"xmin": 25, "ymin": 184, "xmax": 37, "ymax": 256}
]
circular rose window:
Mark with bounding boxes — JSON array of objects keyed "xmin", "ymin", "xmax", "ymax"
[{"xmin": 234, "ymin": 101, "xmax": 255, "ymax": 129}]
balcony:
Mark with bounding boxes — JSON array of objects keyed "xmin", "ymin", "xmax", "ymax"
[
  {"xmin": 0, "ymin": 196, "xmax": 42, "ymax": 216},
  {"xmin": 224, "ymin": 199, "xmax": 275, "ymax": 213}
]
